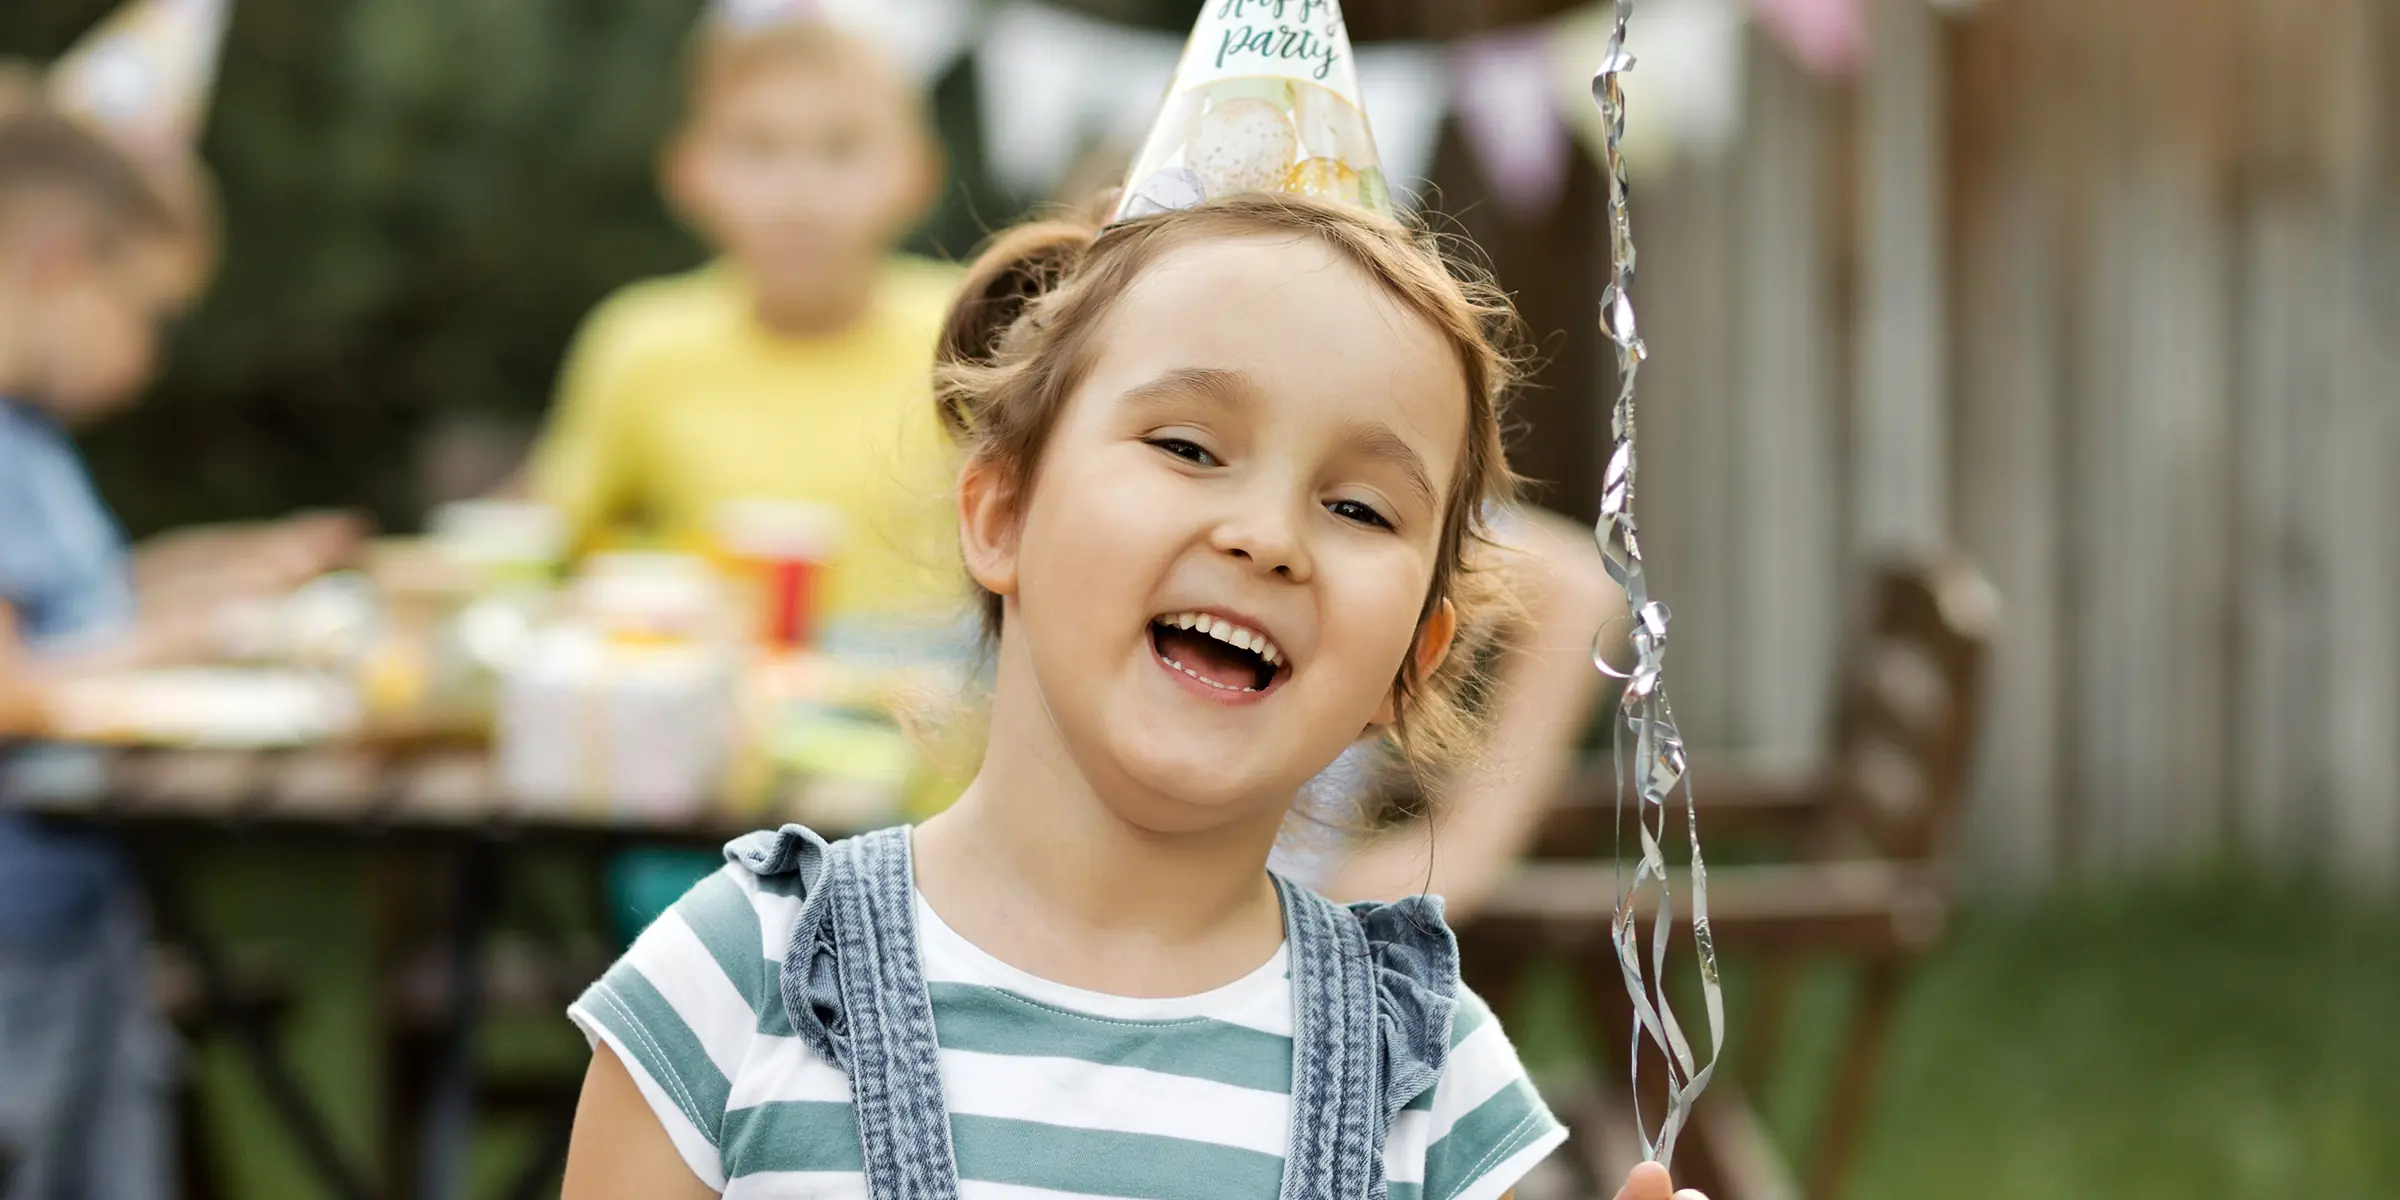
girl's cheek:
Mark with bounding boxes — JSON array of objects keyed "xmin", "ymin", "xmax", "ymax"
[{"xmin": 1327, "ymin": 553, "xmax": 1434, "ymax": 660}]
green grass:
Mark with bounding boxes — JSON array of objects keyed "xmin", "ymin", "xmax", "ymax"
[
  {"xmin": 1519, "ymin": 876, "xmax": 2400, "ymax": 1198},
  {"xmin": 1834, "ymin": 878, "xmax": 2400, "ymax": 1199}
]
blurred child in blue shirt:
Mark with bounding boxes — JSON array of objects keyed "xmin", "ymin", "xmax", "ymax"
[
  {"xmin": 0, "ymin": 94, "xmax": 203, "ymax": 1198},
  {"xmin": 0, "ymin": 89, "xmax": 354, "ymax": 1197}
]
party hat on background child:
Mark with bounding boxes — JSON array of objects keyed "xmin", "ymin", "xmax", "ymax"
[
  {"xmin": 708, "ymin": 0, "xmax": 821, "ymax": 34},
  {"xmin": 703, "ymin": 0, "xmax": 972, "ymax": 86},
  {"xmin": 1112, "ymin": 0, "xmax": 1392, "ymax": 222},
  {"xmin": 47, "ymin": 0, "xmax": 229, "ymax": 162}
]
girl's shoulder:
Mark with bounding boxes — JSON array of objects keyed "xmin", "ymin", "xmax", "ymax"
[{"xmin": 565, "ymin": 858, "xmax": 813, "ymax": 1189}]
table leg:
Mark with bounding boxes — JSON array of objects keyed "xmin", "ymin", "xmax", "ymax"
[
  {"xmin": 129, "ymin": 844, "xmax": 376, "ymax": 1200},
  {"xmin": 411, "ymin": 841, "xmax": 501, "ymax": 1200}
]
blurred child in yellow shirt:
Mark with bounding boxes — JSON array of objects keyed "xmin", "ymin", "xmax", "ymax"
[
  {"xmin": 526, "ymin": 9, "xmax": 963, "ymax": 635},
  {"xmin": 523, "ymin": 6, "xmax": 970, "ymax": 934}
]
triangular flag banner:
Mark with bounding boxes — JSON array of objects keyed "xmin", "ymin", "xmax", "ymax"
[
  {"xmin": 48, "ymin": 0, "xmax": 230, "ymax": 161},
  {"xmin": 1112, "ymin": 0, "xmax": 1393, "ymax": 222},
  {"xmin": 976, "ymin": 1, "xmax": 1183, "ymax": 198},
  {"xmin": 1744, "ymin": 0, "xmax": 1866, "ymax": 77},
  {"xmin": 1453, "ymin": 28, "xmax": 1569, "ymax": 219},
  {"xmin": 1548, "ymin": 0, "xmax": 1744, "ymax": 180},
  {"xmin": 1351, "ymin": 41, "xmax": 1446, "ymax": 208}
]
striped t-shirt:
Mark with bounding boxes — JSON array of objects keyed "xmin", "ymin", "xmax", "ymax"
[{"xmin": 569, "ymin": 862, "xmax": 1566, "ymax": 1199}]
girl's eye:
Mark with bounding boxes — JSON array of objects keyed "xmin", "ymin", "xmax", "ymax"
[
  {"xmin": 1147, "ymin": 437, "xmax": 1219, "ymax": 467},
  {"xmin": 1327, "ymin": 498, "xmax": 1394, "ymax": 530}
]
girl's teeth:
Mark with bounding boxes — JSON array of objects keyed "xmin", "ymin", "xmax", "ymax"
[
  {"xmin": 1176, "ymin": 662, "xmax": 1259, "ymax": 693},
  {"xmin": 1157, "ymin": 612, "xmax": 1284, "ymax": 669}
]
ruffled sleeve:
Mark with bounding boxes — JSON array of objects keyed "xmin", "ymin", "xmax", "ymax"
[
  {"xmin": 723, "ymin": 824, "xmax": 852, "ymax": 1072},
  {"xmin": 1350, "ymin": 893, "xmax": 1462, "ymax": 1124}
]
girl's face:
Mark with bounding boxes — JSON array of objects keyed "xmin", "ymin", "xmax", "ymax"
[{"xmin": 964, "ymin": 234, "xmax": 1467, "ymax": 833}]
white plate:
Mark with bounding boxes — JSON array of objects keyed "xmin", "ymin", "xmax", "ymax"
[{"xmin": 48, "ymin": 669, "xmax": 362, "ymax": 749}]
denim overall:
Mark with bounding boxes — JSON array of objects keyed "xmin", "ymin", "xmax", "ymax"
[{"xmin": 726, "ymin": 824, "xmax": 1461, "ymax": 1200}]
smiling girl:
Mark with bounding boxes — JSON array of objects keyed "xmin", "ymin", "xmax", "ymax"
[{"xmin": 560, "ymin": 194, "xmax": 1704, "ymax": 1200}]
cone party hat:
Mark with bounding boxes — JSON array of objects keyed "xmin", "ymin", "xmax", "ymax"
[
  {"xmin": 709, "ymin": 0, "xmax": 823, "ymax": 34},
  {"xmin": 48, "ymin": 0, "xmax": 230, "ymax": 162},
  {"xmin": 1111, "ymin": 0, "xmax": 1392, "ymax": 223}
]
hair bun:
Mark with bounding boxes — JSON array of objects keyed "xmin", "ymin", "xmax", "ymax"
[{"xmin": 940, "ymin": 220, "xmax": 1094, "ymax": 372}]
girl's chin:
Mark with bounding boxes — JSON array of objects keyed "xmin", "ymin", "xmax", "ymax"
[{"xmin": 1096, "ymin": 758, "xmax": 1303, "ymax": 834}]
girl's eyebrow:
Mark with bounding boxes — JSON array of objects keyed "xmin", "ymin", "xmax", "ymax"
[
  {"xmin": 1119, "ymin": 366, "xmax": 1257, "ymax": 413},
  {"xmin": 1339, "ymin": 419, "xmax": 1438, "ymax": 512}
]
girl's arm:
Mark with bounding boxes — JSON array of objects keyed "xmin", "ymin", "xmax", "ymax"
[
  {"xmin": 0, "ymin": 603, "xmax": 43, "ymax": 736},
  {"xmin": 130, "ymin": 511, "xmax": 365, "ymax": 599},
  {"xmin": 561, "ymin": 1046, "xmax": 718, "ymax": 1200}
]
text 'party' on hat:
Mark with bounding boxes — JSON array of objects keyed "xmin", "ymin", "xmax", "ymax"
[{"xmin": 1112, "ymin": 0, "xmax": 1394, "ymax": 223}]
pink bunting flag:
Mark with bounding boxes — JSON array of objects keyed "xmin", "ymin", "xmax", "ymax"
[
  {"xmin": 1745, "ymin": 0, "xmax": 1866, "ymax": 76},
  {"xmin": 1451, "ymin": 27, "xmax": 1570, "ymax": 220}
]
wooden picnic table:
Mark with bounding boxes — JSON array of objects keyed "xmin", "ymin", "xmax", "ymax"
[{"xmin": 4, "ymin": 740, "xmax": 849, "ymax": 1200}]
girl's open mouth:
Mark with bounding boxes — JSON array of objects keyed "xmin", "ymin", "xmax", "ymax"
[{"xmin": 1150, "ymin": 612, "xmax": 1287, "ymax": 696}]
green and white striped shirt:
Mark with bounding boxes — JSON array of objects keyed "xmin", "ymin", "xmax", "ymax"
[{"xmin": 570, "ymin": 863, "xmax": 1566, "ymax": 1199}]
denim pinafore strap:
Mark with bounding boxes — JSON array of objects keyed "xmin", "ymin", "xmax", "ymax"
[{"xmin": 725, "ymin": 824, "xmax": 1461, "ymax": 1200}]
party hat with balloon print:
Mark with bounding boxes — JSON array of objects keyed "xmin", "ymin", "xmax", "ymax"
[
  {"xmin": 48, "ymin": 0, "xmax": 230, "ymax": 161},
  {"xmin": 1112, "ymin": 0, "xmax": 1393, "ymax": 222}
]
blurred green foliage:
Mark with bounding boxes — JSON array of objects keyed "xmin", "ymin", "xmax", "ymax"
[{"xmin": 2, "ymin": 0, "xmax": 1013, "ymax": 536}]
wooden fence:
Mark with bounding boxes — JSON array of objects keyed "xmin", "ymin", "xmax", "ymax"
[{"xmin": 1619, "ymin": 0, "xmax": 2399, "ymax": 888}]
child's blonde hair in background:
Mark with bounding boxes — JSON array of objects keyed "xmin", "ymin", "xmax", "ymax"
[
  {"xmin": 933, "ymin": 193, "xmax": 1528, "ymax": 794},
  {"xmin": 0, "ymin": 57, "xmax": 220, "ymax": 284}
]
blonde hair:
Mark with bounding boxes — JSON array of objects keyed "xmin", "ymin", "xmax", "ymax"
[
  {"xmin": 0, "ymin": 58, "xmax": 217, "ymax": 280},
  {"xmin": 0, "ymin": 106, "xmax": 178, "ymax": 247},
  {"xmin": 935, "ymin": 193, "xmax": 1526, "ymax": 785}
]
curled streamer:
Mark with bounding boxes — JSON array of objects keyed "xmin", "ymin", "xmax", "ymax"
[{"xmin": 1589, "ymin": 0, "xmax": 1725, "ymax": 1168}]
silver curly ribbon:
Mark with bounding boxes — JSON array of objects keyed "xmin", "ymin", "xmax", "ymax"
[{"xmin": 1589, "ymin": 0, "xmax": 1725, "ymax": 1168}]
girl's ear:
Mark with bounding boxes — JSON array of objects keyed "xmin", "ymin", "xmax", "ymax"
[
  {"xmin": 956, "ymin": 455, "xmax": 1023, "ymax": 599},
  {"xmin": 1369, "ymin": 597, "xmax": 1458, "ymax": 730}
]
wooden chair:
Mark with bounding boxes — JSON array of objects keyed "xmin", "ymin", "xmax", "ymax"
[{"xmin": 1457, "ymin": 553, "xmax": 1997, "ymax": 1200}]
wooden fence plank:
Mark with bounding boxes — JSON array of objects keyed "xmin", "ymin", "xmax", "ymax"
[
  {"xmin": 1951, "ymin": 0, "xmax": 2065, "ymax": 887},
  {"xmin": 1634, "ymin": 155, "xmax": 1741, "ymax": 745},
  {"xmin": 1733, "ymin": 32, "xmax": 1843, "ymax": 757},
  {"xmin": 1853, "ymin": 0, "xmax": 1949, "ymax": 554}
]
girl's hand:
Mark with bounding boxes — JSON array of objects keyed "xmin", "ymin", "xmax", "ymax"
[{"xmin": 1616, "ymin": 1161, "xmax": 1709, "ymax": 1200}]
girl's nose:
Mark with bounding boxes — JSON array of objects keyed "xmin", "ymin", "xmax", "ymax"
[{"xmin": 1209, "ymin": 491, "xmax": 1313, "ymax": 582}]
